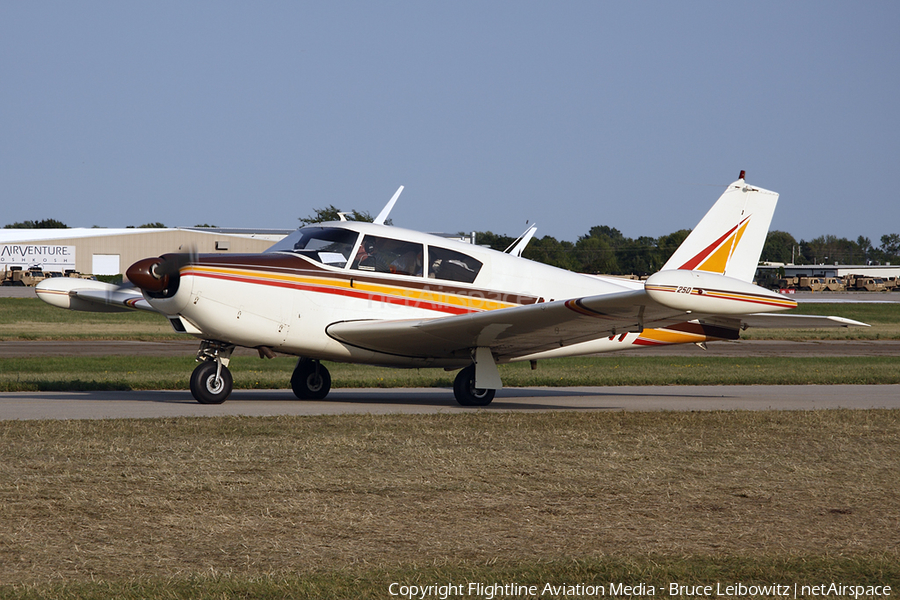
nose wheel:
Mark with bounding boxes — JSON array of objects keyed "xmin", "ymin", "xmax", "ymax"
[
  {"xmin": 291, "ymin": 359, "xmax": 331, "ymax": 400},
  {"xmin": 190, "ymin": 341, "xmax": 235, "ymax": 404},
  {"xmin": 190, "ymin": 360, "xmax": 233, "ymax": 404}
]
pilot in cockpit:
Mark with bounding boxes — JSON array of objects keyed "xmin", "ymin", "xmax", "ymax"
[{"xmin": 353, "ymin": 238, "xmax": 390, "ymax": 272}]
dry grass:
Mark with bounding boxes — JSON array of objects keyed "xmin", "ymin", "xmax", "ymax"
[{"xmin": 1, "ymin": 411, "xmax": 898, "ymax": 586}]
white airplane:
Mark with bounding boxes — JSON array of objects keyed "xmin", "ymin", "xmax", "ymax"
[{"xmin": 36, "ymin": 173, "xmax": 866, "ymax": 405}]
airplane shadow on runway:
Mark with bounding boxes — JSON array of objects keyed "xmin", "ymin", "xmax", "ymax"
[{"xmin": 152, "ymin": 386, "xmax": 730, "ymax": 411}]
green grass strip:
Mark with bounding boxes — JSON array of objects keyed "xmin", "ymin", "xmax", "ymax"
[{"xmin": 2, "ymin": 355, "xmax": 900, "ymax": 392}]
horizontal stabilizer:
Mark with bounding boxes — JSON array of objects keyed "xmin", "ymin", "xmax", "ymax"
[{"xmin": 739, "ymin": 313, "xmax": 869, "ymax": 329}]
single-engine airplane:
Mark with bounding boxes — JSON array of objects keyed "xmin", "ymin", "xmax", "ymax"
[{"xmin": 36, "ymin": 173, "xmax": 867, "ymax": 405}]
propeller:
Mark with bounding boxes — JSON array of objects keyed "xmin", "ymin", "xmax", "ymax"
[{"xmin": 126, "ymin": 245, "xmax": 198, "ymax": 294}]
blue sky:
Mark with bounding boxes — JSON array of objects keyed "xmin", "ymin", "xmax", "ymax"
[{"xmin": 2, "ymin": 2, "xmax": 898, "ymax": 245}]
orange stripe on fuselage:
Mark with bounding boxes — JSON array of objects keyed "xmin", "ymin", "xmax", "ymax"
[{"xmin": 181, "ymin": 265, "xmax": 520, "ymax": 315}]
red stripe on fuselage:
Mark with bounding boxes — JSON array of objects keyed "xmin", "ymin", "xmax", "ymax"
[{"xmin": 183, "ymin": 269, "xmax": 478, "ymax": 316}]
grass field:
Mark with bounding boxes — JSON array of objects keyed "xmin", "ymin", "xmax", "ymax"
[
  {"xmin": 741, "ymin": 301, "xmax": 900, "ymax": 340},
  {"xmin": 2, "ymin": 299, "xmax": 898, "ymax": 598},
  {"xmin": 1, "ymin": 298, "xmax": 898, "ymax": 341},
  {"xmin": 1, "ymin": 411, "xmax": 898, "ymax": 598},
  {"xmin": 0, "ymin": 298, "xmax": 174, "ymax": 341}
]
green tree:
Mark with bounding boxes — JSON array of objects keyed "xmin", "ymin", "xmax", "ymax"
[
  {"xmin": 473, "ymin": 231, "xmax": 517, "ymax": 252},
  {"xmin": 300, "ymin": 205, "xmax": 374, "ymax": 225},
  {"xmin": 856, "ymin": 236, "xmax": 873, "ymax": 264},
  {"xmin": 522, "ymin": 235, "xmax": 577, "ymax": 270},
  {"xmin": 656, "ymin": 229, "xmax": 691, "ymax": 265},
  {"xmin": 801, "ymin": 235, "xmax": 870, "ymax": 265},
  {"xmin": 574, "ymin": 235, "xmax": 618, "ymax": 274},
  {"xmin": 880, "ymin": 233, "xmax": 900, "ymax": 262},
  {"xmin": 761, "ymin": 230, "xmax": 798, "ymax": 264},
  {"xmin": 4, "ymin": 218, "xmax": 69, "ymax": 229}
]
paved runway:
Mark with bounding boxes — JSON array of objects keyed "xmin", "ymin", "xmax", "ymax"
[{"xmin": 1, "ymin": 384, "xmax": 898, "ymax": 420}]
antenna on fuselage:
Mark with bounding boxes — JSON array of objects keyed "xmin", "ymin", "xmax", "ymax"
[
  {"xmin": 374, "ymin": 186, "xmax": 404, "ymax": 225},
  {"xmin": 504, "ymin": 223, "xmax": 538, "ymax": 257}
]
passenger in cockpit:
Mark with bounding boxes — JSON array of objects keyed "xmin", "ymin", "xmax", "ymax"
[{"xmin": 391, "ymin": 247, "xmax": 423, "ymax": 276}]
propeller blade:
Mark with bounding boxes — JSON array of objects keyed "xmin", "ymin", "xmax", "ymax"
[{"xmin": 126, "ymin": 245, "xmax": 198, "ymax": 293}]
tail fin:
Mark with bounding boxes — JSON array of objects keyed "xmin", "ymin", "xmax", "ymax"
[{"xmin": 661, "ymin": 173, "xmax": 778, "ymax": 282}]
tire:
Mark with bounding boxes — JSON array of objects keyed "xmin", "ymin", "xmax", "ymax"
[
  {"xmin": 453, "ymin": 365, "xmax": 495, "ymax": 407},
  {"xmin": 291, "ymin": 360, "xmax": 331, "ymax": 400},
  {"xmin": 190, "ymin": 361, "xmax": 233, "ymax": 404}
]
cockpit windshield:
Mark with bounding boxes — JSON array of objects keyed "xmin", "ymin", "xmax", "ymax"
[{"xmin": 266, "ymin": 227, "xmax": 359, "ymax": 268}]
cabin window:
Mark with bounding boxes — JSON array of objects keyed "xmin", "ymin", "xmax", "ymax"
[
  {"xmin": 428, "ymin": 246, "xmax": 482, "ymax": 283},
  {"xmin": 268, "ymin": 227, "xmax": 359, "ymax": 268},
  {"xmin": 351, "ymin": 235, "xmax": 424, "ymax": 277}
]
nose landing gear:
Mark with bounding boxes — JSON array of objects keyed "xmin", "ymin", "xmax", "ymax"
[{"xmin": 190, "ymin": 341, "xmax": 235, "ymax": 404}]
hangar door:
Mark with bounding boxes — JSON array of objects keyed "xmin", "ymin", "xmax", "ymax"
[{"xmin": 92, "ymin": 254, "xmax": 121, "ymax": 276}]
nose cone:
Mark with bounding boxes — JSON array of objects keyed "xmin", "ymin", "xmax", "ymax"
[{"xmin": 126, "ymin": 257, "xmax": 168, "ymax": 292}]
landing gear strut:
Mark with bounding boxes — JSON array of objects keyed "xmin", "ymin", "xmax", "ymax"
[
  {"xmin": 453, "ymin": 364, "xmax": 495, "ymax": 407},
  {"xmin": 291, "ymin": 359, "xmax": 331, "ymax": 400},
  {"xmin": 190, "ymin": 341, "xmax": 235, "ymax": 404}
]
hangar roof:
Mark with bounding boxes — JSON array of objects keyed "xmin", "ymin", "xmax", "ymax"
[{"xmin": 0, "ymin": 227, "xmax": 293, "ymax": 243}]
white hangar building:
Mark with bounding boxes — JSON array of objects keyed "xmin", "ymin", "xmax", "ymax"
[{"xmin": 0, "ymin": 227, "xmax": 291, "ymax": 277}]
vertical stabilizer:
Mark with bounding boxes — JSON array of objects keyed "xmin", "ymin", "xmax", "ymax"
[{"xmin": 661, "ymin": 174, "xmax": 778, "ymax": 283}]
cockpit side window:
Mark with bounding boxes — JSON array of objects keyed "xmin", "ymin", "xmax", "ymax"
[
  {"xmin": 351, "ymin": 234, "xmax": 424, "ymax": 277},
  {"xmin": 267, "ymin": 227, "xmax": 359, "ymax": 268},
  {"xmin": 428, "ymin": 246, "xmax": 482, "ymax": 284}
]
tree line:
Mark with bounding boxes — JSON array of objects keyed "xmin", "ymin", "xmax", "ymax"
[
  {"xmin": 479, "ymin": 228, "xmax": 900, "ymax": 275},
  {"xmin": 7, "ymin": 214, "xmax": 900, "ymax": 275}
]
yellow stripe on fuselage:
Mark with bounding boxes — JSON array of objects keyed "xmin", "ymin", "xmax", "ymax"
[
  {"xmin": 185, "ymin": 265, "xmax": 519, "ymax": 312},
  {"xmin": 348, "ymin": 279, "xmax": 516, "ymax": 311}
]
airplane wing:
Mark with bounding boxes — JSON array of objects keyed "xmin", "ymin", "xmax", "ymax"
[
  {"xmin": 35, "ymin": 278, "xmax": 159, "ymax": 313},
  {"xmin": 327, "ymin": 288, "xmax": 869, "ymax": 361},
  {"xmin": 327, "ymin": 288, "xmax": 689, "ymax": 360}
]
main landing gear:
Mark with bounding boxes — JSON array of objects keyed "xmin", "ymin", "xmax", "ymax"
[
  {"xmin": 291, "ymin": 358, "xmax": 331, "ymax": 400},
  {"xmin": 452, "ymin": 364, "xmax": 495, "ymax": 406}
]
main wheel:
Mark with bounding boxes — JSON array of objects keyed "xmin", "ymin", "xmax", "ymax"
[
  {"xmin": 190, "ymin": 361, "xmax": 233, "ymax": 404},
  {"xmin": 453, "ymin": 365, "xmax": 495, "ymax": 406},
  {"xmin": 291, "ymin": 360, "xmax": 331, "ymax": 400}
]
